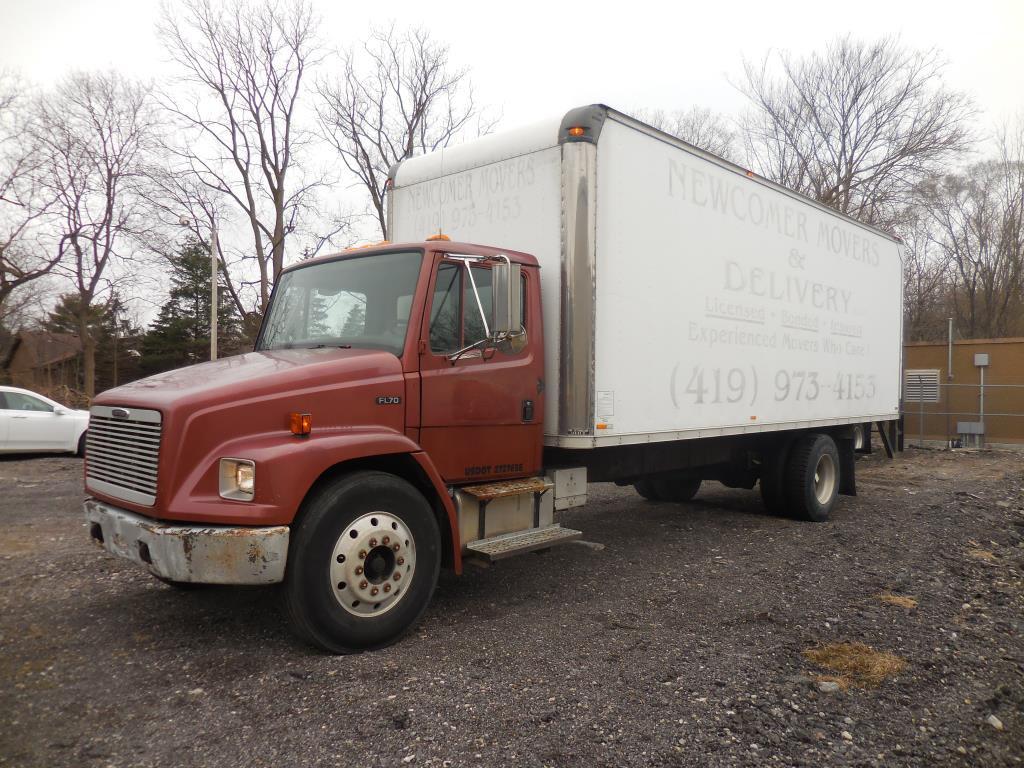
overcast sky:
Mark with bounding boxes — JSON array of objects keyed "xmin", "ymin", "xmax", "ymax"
[
  {"xmin": 2, "ymin": 0, "xmax": 1021, "ymax": 323},
  {"xmin": 3, "ymin": 0, "xmax": 1022, "ymax": 129}
]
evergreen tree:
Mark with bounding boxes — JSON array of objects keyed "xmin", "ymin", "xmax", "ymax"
[
  {"xmin": 140, "ymin": 237, "xmax": 242, "ymax": 374},
  {"xmin": 42, "ymin": 294, "xmax": 143, "ymax": 393}
]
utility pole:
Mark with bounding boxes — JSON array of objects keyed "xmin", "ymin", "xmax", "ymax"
[
  {"xmin": 210, "ymin": 220, "xmax": 218, "ymax": 361},
  {"xmin": 112, "ymin": 305, "xmax": 119, "ymax": 387}
]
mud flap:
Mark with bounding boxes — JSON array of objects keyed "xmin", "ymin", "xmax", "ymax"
[{"xmin": 837, "ymin": 438, "xmax": 856, "ymax": 497}]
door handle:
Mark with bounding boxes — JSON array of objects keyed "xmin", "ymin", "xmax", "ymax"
[
  {"xmin": 12, "ymin": 415, "xmax": 28, "ymax": 419},
  {"xmin": 522, "ymin": 399, "xmax": 534, "ymax": 422}
]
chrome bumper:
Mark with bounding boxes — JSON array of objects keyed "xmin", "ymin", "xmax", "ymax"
[{"xmin": 84, "ymin": 498, "xmax": 289, "ymax": 585}]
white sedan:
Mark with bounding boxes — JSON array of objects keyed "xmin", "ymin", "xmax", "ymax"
[{"xmin": 0, "ymin": 386, "xmax": 90, "ymax": 455}]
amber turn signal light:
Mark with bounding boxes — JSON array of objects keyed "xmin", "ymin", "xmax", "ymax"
[
  {"xmin": 568, "ymin": 126, "xmax": 586, "ymax": 137},
  {"xmin": 290, "ymin": 412, "xmax": 312, "ymax": 436}
]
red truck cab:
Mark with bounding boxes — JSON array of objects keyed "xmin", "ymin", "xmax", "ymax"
[{"xmin": 85, "ymin": 241, "xmax": 558, "ymax": 653}]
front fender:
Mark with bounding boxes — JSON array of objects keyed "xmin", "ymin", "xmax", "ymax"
[{"xmin": 160, "ymin": 427, "xmax": 447, "ymax": 528}]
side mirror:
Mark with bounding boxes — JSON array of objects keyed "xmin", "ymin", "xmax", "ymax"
[
  {"xmin": 490, "ymin": 258, "xmax": 521, "ymax": 339},
  {"xmin": 53, "ymin": 406, "xmax": 68, "ymax": 415}
]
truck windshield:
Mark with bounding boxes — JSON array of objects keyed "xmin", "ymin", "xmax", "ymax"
[{"xmin": 257, "ymin": 250, "xmax": 423, "ymax": 356}]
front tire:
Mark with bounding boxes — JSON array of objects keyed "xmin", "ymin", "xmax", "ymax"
[
  {"xmin": 77, "ymin": 431, "xmax": 88, "ymax": 457},
  {"xmin": 284, "ymin": 471, "xmax": 441, "ymax": 654}
]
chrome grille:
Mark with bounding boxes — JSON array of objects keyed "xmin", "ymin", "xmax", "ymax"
[{"xmin": 86, "ymin": 405, "xmax": 162, "ymax": 506}]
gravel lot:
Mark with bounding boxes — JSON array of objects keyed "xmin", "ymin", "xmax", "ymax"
[{"xmin": 1, "ymin": 448, "xmax": 1021, "ymax": 767}]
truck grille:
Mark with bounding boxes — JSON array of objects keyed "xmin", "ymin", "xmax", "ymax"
[{"xmin": 85, "ymin": 405, "xmax": 163, "ymax": 506}]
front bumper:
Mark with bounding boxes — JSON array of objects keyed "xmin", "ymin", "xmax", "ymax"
[{"xmin": 84, "ymin": 498, "xmax": 289, "ymax": 585}]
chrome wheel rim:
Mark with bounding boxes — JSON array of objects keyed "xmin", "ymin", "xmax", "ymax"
[
  {"xmin": 329, "ymin": 512, "xmax": 416, "ymax": 617},
  {"xmin": 813, "ymin": 454, "xmax": 837, "ymax": 505}
]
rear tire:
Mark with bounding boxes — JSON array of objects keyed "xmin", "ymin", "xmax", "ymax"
[
  {"xmin": 784, "ymin": 434, "xmax": 840, "ymax": 522},
  {"xmin": 284, "ymin": 471, "xmax": 441, "ymax": 654},
  {"xmin": 634, "ymin": 474, "xmax": 702, "ymax": 503}
]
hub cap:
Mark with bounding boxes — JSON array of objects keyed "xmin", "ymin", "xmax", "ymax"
[
  {"xmin": 329, "ymin": 512, "xmax": 416, "ymax": 617},
  {"xmin": 813, "ymin": 453, "xmax": 837, "ymax": 505}
]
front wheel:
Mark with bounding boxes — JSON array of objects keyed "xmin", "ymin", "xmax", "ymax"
[
  {"xmin": 77, "ymin": 431, "xmax": 88, "ymax": 457},
  {"xmin": 284, "ymin": 471, "xmax": 441, "ymax": 654}
]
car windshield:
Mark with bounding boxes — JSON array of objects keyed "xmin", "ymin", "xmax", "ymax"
[{"xmin": 258, "ymin": 250, "xmax": 423, "ymax": 356}]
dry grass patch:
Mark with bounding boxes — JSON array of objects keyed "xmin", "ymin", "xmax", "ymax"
[
  {"xmin": 875, "ymin": 591, "xmax": 918, "ymax": 609},
  {"xmin": 802, "ymin": 642, "xmax": 906, "ymax": 687},
  {"xmin": 967, "ymin": 548, "xmax": 997, "ymax": 562}
]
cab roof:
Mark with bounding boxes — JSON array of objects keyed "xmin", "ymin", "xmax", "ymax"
[{"xmin": 283, "ymin": 241, "xmax": 540, "ymax": 275}]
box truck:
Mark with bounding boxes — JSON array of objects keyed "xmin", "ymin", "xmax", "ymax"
[{"xmin": 84, "ymin": 105, "xmax": 903, "ymax": 653}]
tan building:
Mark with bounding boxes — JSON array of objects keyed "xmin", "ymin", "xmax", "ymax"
[
  {"xmin": 903, "ymin": 337, "xmax": 1024, "ymax": 446},
  {"xmin": 1, "ymin": 331, "xmax": 82, "ymax": 392}
]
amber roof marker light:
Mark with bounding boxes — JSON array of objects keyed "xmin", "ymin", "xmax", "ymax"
[
  {"xmin": 290, "ymin": 412, "xmax": 312, "ymax": 436},
  {"xmin": 426, "ymin": 232, "xmax": 451, "ymax": 242},
  {"xmin": 567, "ymin": 126, "xmax": 586, "ymax": 138}
]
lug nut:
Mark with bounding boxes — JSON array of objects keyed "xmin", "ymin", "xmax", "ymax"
[
  {"xmin": 393, "ymin": 572, "xmax": 401, "ymax": 581},
  {"xmin": 392, "ymin": 544, "xmax": 400, "ymax": 552},
  {"xmin": 382, "ymin": 536, "xmax": 390, "ymax": 545},
  {"xmin": 370, "ymin": 587, "xmax": 379, "ymax": 596},
  {"xmin": 397, "ymin": 557, "xmax": 405, "ymax": 566},
  {"xmin": 359, "ymin": 580, "xmax": 368, "ymax": 590},
  {"xmin": 359, "ymin": 550, "xmax": 367, "ymax": 559},
  {"xmin": 383, "ymin": 584, "xmax": 391, "ymax": 593},
  {"xmin": 369, "ymin": 538, "xmax": 378, "ymax": 547},
  {"xmin": 355, "ymin": 566, "xmax": 363, "ymax": 575}
]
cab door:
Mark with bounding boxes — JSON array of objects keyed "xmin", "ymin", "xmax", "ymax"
[{"xmin": 417, "ymin": 255, "xmax": 542, "ymax": 484}]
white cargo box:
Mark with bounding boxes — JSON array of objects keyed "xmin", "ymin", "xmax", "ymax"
[{"xmin": 389, "ymin": 105, "xmax": 903, "ymax": 449}]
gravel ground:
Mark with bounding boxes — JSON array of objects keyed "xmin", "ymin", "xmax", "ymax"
[{"xmin": 0, "ymin": 447, "xmax": 1022, "ymax": 767}]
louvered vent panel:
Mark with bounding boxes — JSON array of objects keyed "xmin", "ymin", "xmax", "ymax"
[{"xmin": 904, "ymin": 369, "xmax": 940, "ymax": 403}]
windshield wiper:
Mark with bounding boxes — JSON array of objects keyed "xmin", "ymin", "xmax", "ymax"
[{"xmin": 275, "ymin": 342, "xmax": 352, "ymax": 350}]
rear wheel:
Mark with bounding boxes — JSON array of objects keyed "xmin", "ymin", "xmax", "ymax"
[
  {"xmin": 284, "ymin": 471, "xmax": 441, "ymax": 654},
  {"xmin": 852, "ymin": 424, "xmax": 868, "ymax": 451},
  {"xmin": 784, "ymin": 434, "xmax": 840, "ymax": 522},
  {"xmin": 634, "ymin": 474, "xmax": 702, "ymax": 503}
]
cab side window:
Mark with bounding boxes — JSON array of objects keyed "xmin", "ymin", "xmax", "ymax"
[
  {"xmin": 462, "ymin": 265, "xmax": 493, "ymax": 348},
  {"xmin": 428, "ymin": 261, "xmax": 527, "ymax": 355},
  {"xmin": 429, "ymin": 263, "xmax": 461, "ymax": 353}
]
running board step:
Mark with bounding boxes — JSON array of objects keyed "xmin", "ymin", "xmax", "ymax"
[
  {"xmin": 461, "ymin": 476, "xmax": 553, "ymax": 500},
  {"xmin": 465, "ymin": 524, "xmax": 583, "ymax": 561}
]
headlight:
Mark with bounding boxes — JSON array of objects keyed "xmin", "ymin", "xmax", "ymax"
[{"xmin": 219, "ymin": 458, "xmax": 255, "ymax": 501}]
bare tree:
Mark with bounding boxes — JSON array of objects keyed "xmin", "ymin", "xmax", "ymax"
[
  {"xmin": 738, "ymin": 36, "xmax": 975, "ymax": 228},
  {"xmin": 0, "ymin": 72, "xmax": 61, "ymax": 316},
  {"xmin": 899, "ymin": 206, "xmax": 951, "ymax": 341},
  {"xmin": 923, "ymin": 127, "xmax": 1024, "ymax": 338},
  {"xmin": 32, "ymin": 71, "xmax": 155, "ymax": 398},
  {"xmin": 318, "ymin": 25, "xmax": 492, "ymax": 239},
  {"xmin": 630, "ymin": 106, "xmax": 736, "ymax": 159},
  {"xmin": 157, "ymin": 0, "xmax": 322, "ymax": 317}
]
